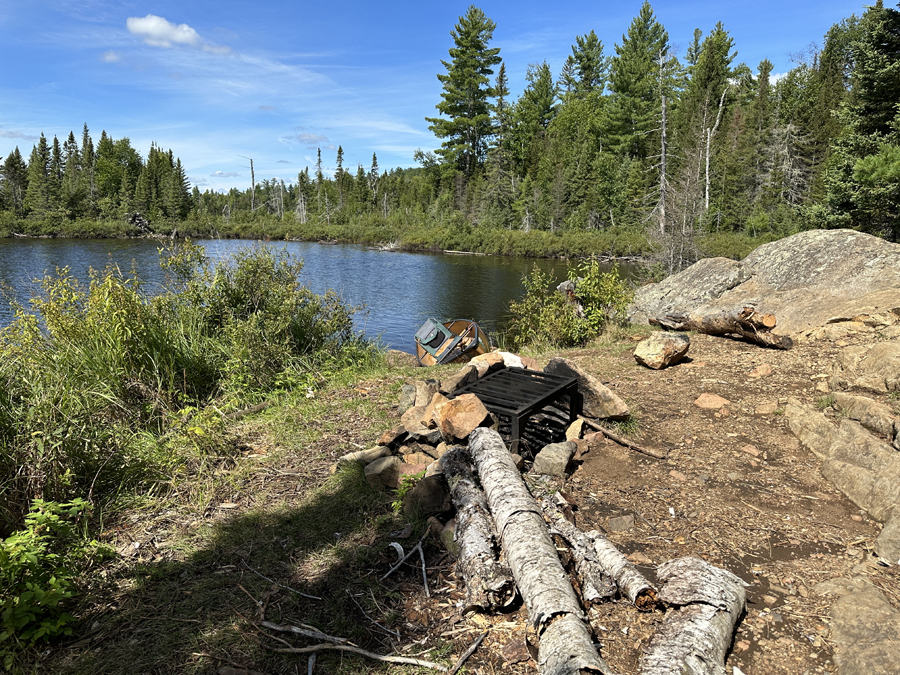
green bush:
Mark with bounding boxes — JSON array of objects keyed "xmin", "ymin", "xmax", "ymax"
[
  {"xmin": 0, "ymin": 242, "xmax": 375, "ymax": 534},
  {"xmin": 0, "ymin": 499, "xmax": 111, "ymax": 669},
  {"xmin": 504, "ymin": 260, "xmax": 633, "ymax": 350}
]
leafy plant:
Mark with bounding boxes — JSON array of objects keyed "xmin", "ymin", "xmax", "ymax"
[
  {"xmin": 0, "ymin": 499, "xmax": 111, "ymax": 669},
  {"xmin": 391, "ymin": 470, "xmax": 426, "ymax": 514}
]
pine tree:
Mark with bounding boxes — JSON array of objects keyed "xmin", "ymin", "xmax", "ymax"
[
  {"xmin": 425, "ymin": 5, "xmax": 502, "ymax": 177},
  {"xmin": 24, "ymin": 134, "xmax": 51, "ymax": 217},
  {"xmin": 49, "ymin": 136, "xmax": 63, "ymax": 212},
  {"xmin": 368, "ymin": 152, "xmax": 379, "ymax": 206},
  {"xmin": 335, "ymin": 145, "xmax": 345, "ymax": 208},
  {"xmin": 80, "ymin": 124, "xmax": 96, "ymax": 215},
  {"xmin": 2, "ymin": 147, "xmax": 28, "ymax": 216},
  {"xmin": 61, "ymin": 131, "xmax": 83, "ymax": 215},
  {"xmin": 559, "ymin": 30, "xmax": 609, "ymax": 98},
  {"xmin": 607, "ymin": 1, "xmax": 674, "ymax": 160}
]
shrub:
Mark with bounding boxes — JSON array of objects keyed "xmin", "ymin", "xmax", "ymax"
[{"xmin": 0, "ymin": 499, "xmax": 111, "ymax": 669}]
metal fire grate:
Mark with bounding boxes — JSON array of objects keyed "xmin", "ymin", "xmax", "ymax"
[{"xmin": 451, "ymin": 367, "xmax": 582, "ymax": 450}]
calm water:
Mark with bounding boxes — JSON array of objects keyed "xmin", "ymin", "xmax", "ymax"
[{"xmin": 0, "ymin": 239, "xmax": 632, "ymax": 354}]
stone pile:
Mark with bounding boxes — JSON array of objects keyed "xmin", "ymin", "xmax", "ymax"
[{"xmin": 331, "ymin": 350, "xmax": 630, "ymax": 518}]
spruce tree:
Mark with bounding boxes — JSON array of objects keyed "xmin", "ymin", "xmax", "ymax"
[
  {"xmin": 426, "ymin": 5, "xmax": 502, "ymax": 177},
  {"xmin": 559, "ymin": 30, "xmax": 609, "ymax": 98},
  {"xmin": 2, "ymin": 147, "xmax": 28, "ymax": 216},
  {"xmin": 24, "ymin": 134, "xmax": 51, "ymax": 217}
]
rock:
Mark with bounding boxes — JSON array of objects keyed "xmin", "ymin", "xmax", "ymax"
[
  {"xmin": 669, "ymin": 470, "xmax": 687, "ymax": 481},
  {"xmin": 544, "ymin": 357, "xmax": 629, "ymax": 420},
  {"xmin": 400, "ymin": 405, "xmax": 432, "ymax": 438},
  {"xmin": 377, "ymin": 424, "xmax": 408, "ymax": 447},
  {"xmin": 876, "ymin": 516, "xmax": 900, "ymax": 563},
  {"xmin": 497, "ymin": 351, "xmax": 525, "ymax": 369},
  {"xmin": 432, "ymin": 441, "xmax": 450, "ymax": 459},
  {"xmin": 509, "ymin": 453, "xmax": 525, "ymax": 470},
  {"xmin": 755, "ymin": 402, "xmax": 779, "ymax": 415},
  {"xmin": 832, "ymin": 392, "xmax": 898, "ymax": 438},
  {"xmin": 402, "ymin": 475, "xmax": 452, "ymax": 518},
  {"xmin": 627, "ymin": 551, "xmax": 653, "ymax": 565},
  {"xmin": 424, "ymin": 460, "xmax": 442, "ymax": 478},
  {"xmin": 423, "ymin": 392, "xmax": 450, "ymax": 427},
  {"xmin": 565, "ymin": 418, "xmax": 584, "ymax": 441},
  {"xmin": 398, "ymin": 384, "xmax": 417, "ymax": 415},
  {"xmin": 424, "ymin": 429, "xmax": 444, "ymax": 445},
  {"xmin": 694, "ymin": 393, "xmax": 731, "ymax": 409},
  {"xmin": 433, "ymin": 394, "xmax": 490, "ymax": 442},
  {"xmin": 633, "ymin": 332, "xmax": 690, "ymax": 369},
  {"xmin": 607, "ymin": 514, "xmax": 635, "ymax": 532},
  {"xmin": 386, "ymin": 349, "xmax": 419, "ymax": 368},
  {"xmin": 573, "ymin": 431, "xmax": 605, "ymax": 459},
  {"xmin": 786, "ymin": 404, "xmax": 900, "ymax": 525},
  {"xmin": 399, "ymin": 462, "xmax": 428, "ymax": 482},
  {"xmin": 364, "ymin": 456, "xmax": 402, "ymax": 491},
  {"xmin": 815, "ymin": 576, "xmax": 900, "ymax": 675},
  {"xmin": 748, "ymin": 363, "xmax": 773, "ymax": 378},
  {"xmin": 469, "ymin": 352, "xmax": 504, "ymax": 377},
  {"xmin": 628, "ymin": 230, "xmax": 900, "ymax": 335},
  {"xmin": 741, "ymin": 444, "xmax": 760, "ymax": 457},
  {"xmin": 532, "ymin": 441, "xmax": 576, "ymax": 476},
  {"xmin": 332, "ymin": 445, "xmax": 392, "ymax": 473},
  {"xmin": 414, "ymin": 379, "xmax": 440, "ymax": 407},
  {"xmin": 440, "ymin": 365, "xmax": 477, "ymax": 394},
  {"xmin": 402, "ymin": 451, "xmax": 434, "ymax": 466},
  {"xmin": 830, "ymin": 341, "xmax": 900, "ymax": 394}
]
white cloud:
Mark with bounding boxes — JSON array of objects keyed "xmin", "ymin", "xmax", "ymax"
[
  {"xmin": 276, "ymin": 160, "xmax": 291, "ymax": 164},
  {"xmin": 280, "ymin": 132, "xmax": 331, "ymax": 149},
  {"xmin": 102, "ymin": 50, "xmax": 120, "ymax": 63},
  {"xmin": 0, "ymin": 128, "xmax": 37, "ymax": 140},
  {"xmin": 259, "ymin": 105, "xmax": 277, "ymax": 111},
  {"xmin": 211, "ymin": 170, "xmax": 240, "ymax": 177},
  {"xmin": 126, "ymin": 14, "xmax": 230, "ymax": 54},
  {"xmin": 190, "ymin": 177, "xmax": 210, "ymax": 186}
]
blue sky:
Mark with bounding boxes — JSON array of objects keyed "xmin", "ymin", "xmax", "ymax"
[{"xmin": 0, "ymin": 1, "xmax": 863, "ymax": 193}]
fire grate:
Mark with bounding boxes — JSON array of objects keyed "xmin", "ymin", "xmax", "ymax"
[{"xmin": 451, "ymin": 367, "xmax": 582, "ymax": 452}]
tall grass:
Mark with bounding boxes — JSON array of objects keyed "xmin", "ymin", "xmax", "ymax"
[{"xmin": 0, "ymin": 242, "xmax": 377, "ymax": 535}]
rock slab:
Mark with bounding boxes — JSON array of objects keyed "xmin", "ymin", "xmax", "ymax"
[
  {"xmin": 532, "ymin": 441, "xmax": 576, "ymax": 476},
  {"xmin": 544, "ymin": 357, "xmax": 629, "ymax": 420}
]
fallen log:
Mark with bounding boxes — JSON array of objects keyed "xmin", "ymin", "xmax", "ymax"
[
  {"xmin": 639, "ymin": 557, "xmax": 747, "ymax": 675},
  {"xmin": 440, "ymin": 446, "xmax": 517, "ymax": 614},
  {"xmin": 539, "ymin": 498, "xmax": 617, "ymax": 605},
  {"xmin": 469, "ymin": 428, "xmax": 615, "ymax": 675},
  {"xmin": 579, "ymin": 416, "xmax": 668, "ymax": 459},
  {"xmin": 650, "ymin": 307, "xmax": 793, "ymax": 350},
  {"xmin": 540, "ymin": 498, "xmax": 657, "ymax": 610}
]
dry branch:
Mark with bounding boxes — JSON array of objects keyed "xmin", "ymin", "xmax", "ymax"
[
  {"xmin": 579, "ymin": 416, "xmax": 667, "ymax": 459},
  {"xmin": 650, "ymin": 307, "xmax": 793, "ymax": 350},
  {"xmin": 639, "ymin": 557, "xmax": 747, "ymax": 675},
  {"xmin": 469, "ymin": 428, "xmax": 615, "ymax": 675},
  {"xmin": 441, "ymin": 446, "xmax": 517, "ymax": 613},
  {"xmin": 447, "ymin": 630, "xmax": 488, "ymax": 675},
  {"xmin": 539, "ymin": 498, "xmax": 616, "ymax": 605}
]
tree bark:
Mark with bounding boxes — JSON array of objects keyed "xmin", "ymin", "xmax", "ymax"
[
  {"xmin": 650, "ymin": 307, "xmax": 792, "ymax": 350},
  {"xmin": 441, "ymin": 446, "xmax": 516, "ymax": 614},
  {"xmin": 640, "ymin": 557, "xmax": 746, "ymax": 675},
  {"xmin": 469, "ymin": 428, "xmax": 615, "ymax": 675}
]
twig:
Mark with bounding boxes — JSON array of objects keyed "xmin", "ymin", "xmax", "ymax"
[
  {"xmin": 418, "ymin": 543, "xmax": 431, "ymax": 597},
  {"xmin": 261, "ymin": 621, "xmax": 349, "ymax": 644},
  {"xmin": 237, "ymin": 583, "xmax": 266, "ymax": 621},
  {"xmin": 447, "ymin": 630, "xmax": 487, "ymax": 675},
  {"xmin": 307, "ymin": 654, "xmax": 315, "ymax": 675},
  {"xmin": 261, "ymin": 641, "xmax": 447, "ymax": 671},
  {"xmin": 579, "ymin": 415, "xmax": 668, "ymax": 459},
  {"xmin": 380, "ymin": 532, "xmax": 429, "ymax": 581},
  {"xmin": 346, "ymin": 590, "xmax": 400, "ymax": 637},
  {"xmin": 225, "ymin": 400, "xmax": 271, "ymax": 420},
  {"xmin": 241, "ymin": 560, "xmax": 322, "ymax": 600}
]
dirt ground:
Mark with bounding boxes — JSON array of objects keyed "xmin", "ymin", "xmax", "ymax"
[
  {"xmin": 384, "ymin": 331, "xmax": 900, "ymax": 675},
  {"xmin": 45, "ymin": 330, "xmax": 900, "ymax": 675}
]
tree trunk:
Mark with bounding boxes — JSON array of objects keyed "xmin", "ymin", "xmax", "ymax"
[
  {"xmin": 441, "ymin": 446, "xmax": 516, "ymax": 614},
  {"xmin": 650, "ymin": 307, "xmax": 792, "ymax": 350},
  {"xmin": 469, "ymin": 428, "xmax": 614, "ymax": 675},
  {"xmin": 640, "ymin": 557, "xmax": 746, "ymax": 675}
]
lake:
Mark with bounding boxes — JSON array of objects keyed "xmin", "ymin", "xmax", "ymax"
[{"xmin": 0, "ymin": 239, "xmax": 634, "ymax": 354}]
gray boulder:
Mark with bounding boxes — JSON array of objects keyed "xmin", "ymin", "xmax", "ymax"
[
  {"xmin": 630, "ymin": 230, "xmax": 900, "ymax": 335},
  {"xmin": 532, "ymin": 441, "xmax": 576, "ymax": 476},
  {"xmin": 544, "ymin": 357, "xmax": 629, "ymax": 420},
  {"xmin": 398, "ymin": 384, "xmax": 416, "ymax": 415},
  {"xmin": 830, "ymin": 341, "xmax": 900, "ymax": 394}
]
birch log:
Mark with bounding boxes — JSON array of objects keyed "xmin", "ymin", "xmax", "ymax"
[
  {"xmin": 539, "ymin": 499, "xmax": 617, "ymax": 604},
  {"xmin": 640, "ymin": 557, "xmax": 747, "ymax": 675},
  {"xmin": 540, "ymin": 499, "xmax": 656, "ymax": 609},
  {"xmin": 440, "ymin": 446, "xmax": 516, "ymax": 614},
  {"xmin": 650, "ymin": 307, "xmax": 792, "ymax": 350},
  {"xmin": 469, "ymin": 428, "xmax": 615, "ymax": 675}
]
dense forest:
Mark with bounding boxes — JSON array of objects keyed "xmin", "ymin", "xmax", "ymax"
[{"xmin": 2, "ymin": 1, "xmax": 899, "ymax": 266}]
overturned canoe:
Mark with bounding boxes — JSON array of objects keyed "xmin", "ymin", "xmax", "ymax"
[{"xmin": 414, "ymin": 318, "xmax": 492, "ymax": 367}]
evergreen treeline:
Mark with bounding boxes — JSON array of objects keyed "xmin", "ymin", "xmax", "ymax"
[{"xmin": 2, "ymin": 1, "xmax": 899, "ymax": 264}]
